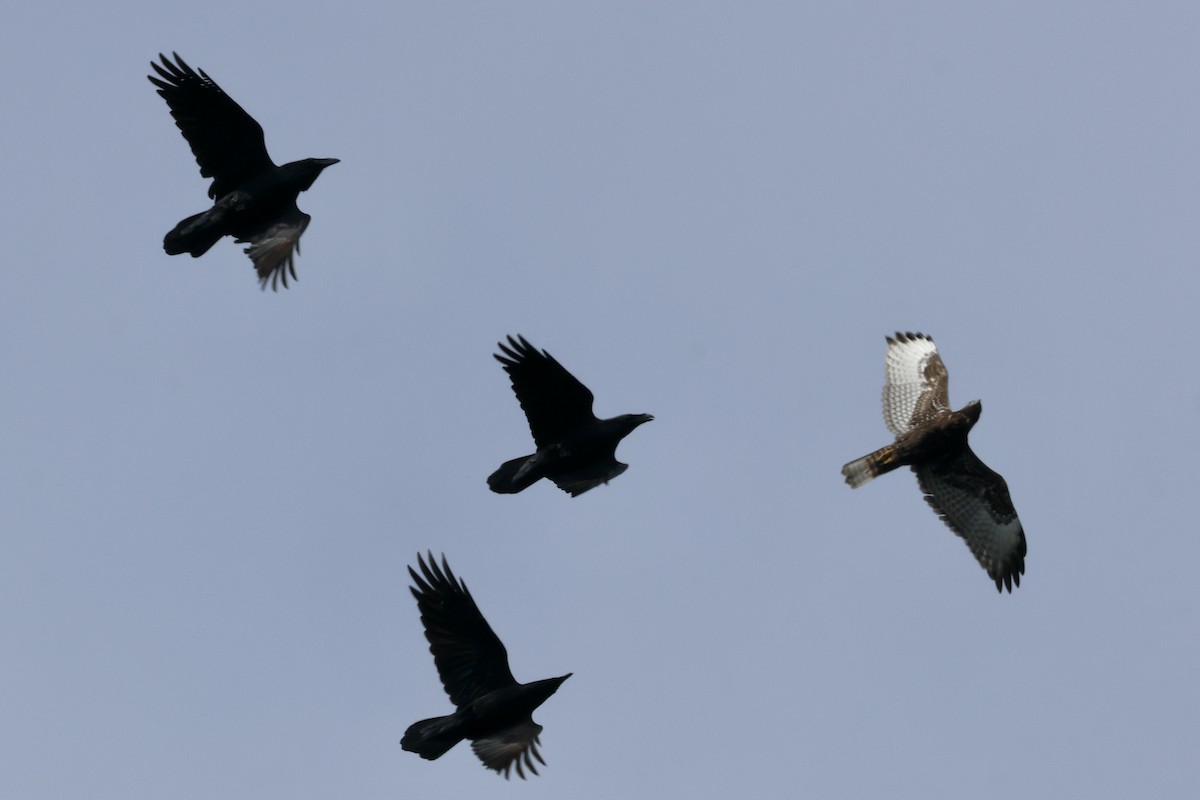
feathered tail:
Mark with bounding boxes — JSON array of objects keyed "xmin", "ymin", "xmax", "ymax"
[
  {"xmin": 841, "ymin": 444, "xmax": 902, "ymax": 488},
  {"xmin": 163, "ymin": 208, "xmax": 227, "ymax": 257},
  {"xmin": 163, "ymin": 190, "xmax": 251, "ymax": 257},
  {"xmin": 401, "ymin": 714, "xmax": 464, "ymax": 761},
  {"xmin": 487, "ymin": 454, "xmax": 543, "ymax": 494}
]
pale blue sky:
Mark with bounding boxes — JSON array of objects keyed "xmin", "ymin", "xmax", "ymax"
[{"xmin": 2, "ymin": 2, "xmax": 1198, "ymax": 798}]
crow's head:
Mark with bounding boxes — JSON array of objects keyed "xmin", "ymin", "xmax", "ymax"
[{"xmin": 294, "ymin": 157, "xmax": 340, "ymax": 191}]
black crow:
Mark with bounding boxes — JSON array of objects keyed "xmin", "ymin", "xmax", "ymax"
[
  {"xmin": 402, "ymin": 553, "xmax": 571, "ymax": 779},
  {"xmin": 489, "ymin": 335, "xmax": 653, "ymax": 496},
  {"xmin": 148, "ymin": 53, "xmax": 338, "ymax": 290}
]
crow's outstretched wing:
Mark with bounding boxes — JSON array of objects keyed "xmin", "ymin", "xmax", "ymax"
[
  {"xmin": 409, "ymin": 553, "xmax": 518, "ymax": 707},
  {"xmin": 149, "ymin": 52, "xmax": 274, "ymax": 199},
  {"xmin": 548, "ymin": 457, "xmax": 627, "ymax": 497},
  {"xmin": 472, "ymin": 719, "xmax": 547, "ymax": 780},
  {"xmin": 495, "ymin": 335, "xmax": 598, "ymax": 448},
  {"xmin": 237, "ymin": 204, "xmax": 309, "ymax": 291}
]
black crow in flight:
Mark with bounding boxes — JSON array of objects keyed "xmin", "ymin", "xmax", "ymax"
[
  {"xmin": 489, "ymin": 335, "xmax": 653, "ymax": 496},
  {"xmin": 148, "ymin": 53, "xmax": 338, "ymax": 290},
  {"xmin": 402, "ymin": 553, "xmax": 571, "ymax": 779}
]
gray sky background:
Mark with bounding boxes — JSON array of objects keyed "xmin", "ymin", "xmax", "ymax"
[{"xmin": 2, "ymin": 2, "xmax": 1198, "ymax": 798}]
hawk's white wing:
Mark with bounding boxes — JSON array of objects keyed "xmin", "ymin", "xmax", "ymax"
[{"xmin": 883, "ymin": 332, "xmax": 950, "ymax": 435}]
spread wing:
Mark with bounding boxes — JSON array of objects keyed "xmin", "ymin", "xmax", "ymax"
[
  {"xmin": 471, "ymin": 719, "xmax": 547, "ymax": 780},
  {"xmin": 549, "ymin": 459, "xmax": 627, "ymax": 497},
  {"xmin": 883, "ymin": 332, "xmax": 951, "ymax": 435},
  {"xmin": 148, "ymin": 52, "xmax": 274, "ymax": 200},
  {"xmin": 408, "ymin": 553, "xmax": 518, "ymax": 707},
  {"xmin": 236, "ymin": 205, "xmax": 309, "ymax": 291},
  {"xmin": 495, "ymin": 335, "xmax": 598, "ymax": 448},
  {"xmin": 914, "ymin": 448, "xmax": 1027, "ymax": 592}
]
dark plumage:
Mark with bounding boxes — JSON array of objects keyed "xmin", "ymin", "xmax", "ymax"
[
  {"xmin": 489, "ymin": 335, "xmax": 653, "ymax": 496},
  {"xmin": 148, "ymin": 53, "xmax": 338, "ymax": 290},
  {"xmin": 842, "ymin": 332, "xmax": 1027, "ymax": 592},
  {"xmin": 402, "ymin": 553, "xmax": 571, "ymax": 779}
]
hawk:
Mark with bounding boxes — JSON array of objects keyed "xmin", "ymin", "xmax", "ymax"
[
  {"xmin": 489, "ymin": 335, "xmax": 653, "ymax": 496},
  {"xmin": 402, "ymin": 553, "xmax": 571, "ymax": 779},
  {"xmin": 148, "ymin": 53, "xmax": 338, "ymax": 290},
  {"xmin": 841, "ymin": 332, "xmax": 1027, "ymax": 592}
]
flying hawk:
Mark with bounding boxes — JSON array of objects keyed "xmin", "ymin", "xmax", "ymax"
[
  {"xmin": 148, "ymin": 53, "xmax": 338, "ymax": 290},
  {"xmin": 842, "ymin": 332, "xmax": 1027, "ymax": 592},
  {"xmin": 489, "ymin": 335, "xmax": 653, "ymax": 496},
  {"xmin": 402, "ymin": 553, "xmax": 571, "ymax": 779}
]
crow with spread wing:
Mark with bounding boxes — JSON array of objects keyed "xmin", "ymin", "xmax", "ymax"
[
  {"xmin": 489, "ymin": 335, "xmax": 653, "ymax": 496},
  {"xmin": 148, "ymin": 53, "xmax": 338, "ymax": 290},
  {"xmin": 402, "ymin": 553, "xmax": 571, "ymax": 779}
]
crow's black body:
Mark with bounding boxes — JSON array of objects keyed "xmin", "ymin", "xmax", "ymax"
[
  {"xmin": 148, "ymin": 53, "xmax": 337, "ymax": 290},
  {"xmin": 489, "ymin": 335, "xmax": 653, "ymax": 496},
  {"xmin": 402, "ymin": 553, "xmax": 570, "ymax": 779}
]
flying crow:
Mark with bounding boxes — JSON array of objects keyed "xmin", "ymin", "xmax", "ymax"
[
  {"xmin": 489, "ymin": 335, "xmax": 653, "ymax": 496},
  {"xmin": 402, "ymin": 553, "xmax": 571, "ymax": 779},
  {"xmin": 148, "ymin": 53, "xmax": 338, "ymax": 290}
]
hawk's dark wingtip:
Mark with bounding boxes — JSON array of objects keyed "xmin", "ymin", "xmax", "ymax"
[
  {"xmin": 888, "ymin": 331, "xmax": 932, "ymax": 345},
  {"xmin": 992, "ymin": 563, "xmax": 1023, "ymax": 593}
]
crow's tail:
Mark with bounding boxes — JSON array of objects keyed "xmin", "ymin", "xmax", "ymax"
[
  {"xmin": 487, "ymin": 454, "xmax": 542, "ymax": 494},
  {"xmin": 401, "ymin": 714, "xmax": 463, "ymax": 761},
  {"xmin": 163, "ymin": 190, "xmax": 249, "ymax": 256},
  {"xmin": 163, "ymin": 198, "xmax": 236, "ymax": 257}
]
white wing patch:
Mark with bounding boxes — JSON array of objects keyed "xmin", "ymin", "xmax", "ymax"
[{"xmin": 882, "ymin": 332, "xmax": 945, "ymax": 435}]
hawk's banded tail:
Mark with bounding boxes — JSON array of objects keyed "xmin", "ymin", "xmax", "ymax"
[{"xmin": 842, "ymin": 445, "xmax": 902, "ymax": 488}]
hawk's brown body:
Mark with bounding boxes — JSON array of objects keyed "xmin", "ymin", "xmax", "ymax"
[{"xmin": 845, "ymin": 400, "xmax": 980, "ymax": 488}]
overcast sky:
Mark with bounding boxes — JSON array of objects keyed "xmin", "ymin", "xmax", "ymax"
[{"xmin": 2, "ymin": 2, "xmax": 1198, "ymax": 798}]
